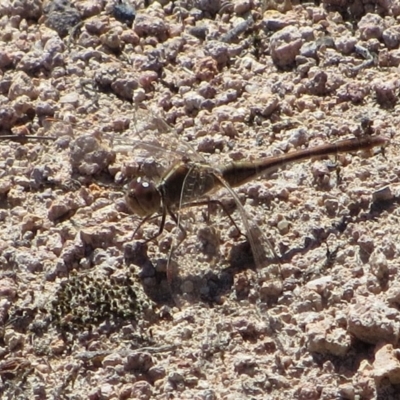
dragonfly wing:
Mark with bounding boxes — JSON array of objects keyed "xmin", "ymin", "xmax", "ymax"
[
  {"xmin": 213, "ymin": 173, "xmax": 277, "ymax": 261},
  {"xmin": 164, "ymin": 163, "xmax": 282, "ymax": 306},
  {"xmin": 108, "ymin": 106, "xmax": 206, "ymax": 183},
  {"xmin": 212, "ymin": 172, "xmax": 283, "ymax": 305},
  {"xmin": 163, "ymin": 164, "xmax": 224, "ymax": 304}
]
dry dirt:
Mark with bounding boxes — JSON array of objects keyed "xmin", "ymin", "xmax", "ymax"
[{"xmin": 1, "ymin": 0, "xmax": 400, "ymax": 399}]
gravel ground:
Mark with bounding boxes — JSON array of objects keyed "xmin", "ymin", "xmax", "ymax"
[{"xmin": 1, "ymin": 0, "xmax": 400, "ymax": 399}]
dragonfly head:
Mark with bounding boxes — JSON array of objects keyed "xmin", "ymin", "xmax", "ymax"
[{"xmin": 125, "ymin": 177, "xmax": 161, "ymax": 217}]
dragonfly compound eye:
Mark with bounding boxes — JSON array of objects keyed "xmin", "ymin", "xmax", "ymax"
[{"xmin": 125, "ymin": 177, "xmax": 161, "ymax": 217}]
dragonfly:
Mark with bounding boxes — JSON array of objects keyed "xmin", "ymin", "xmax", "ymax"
[{"xmin": 115, "ymin": 109, "xmax": 388, "ymax": 303}]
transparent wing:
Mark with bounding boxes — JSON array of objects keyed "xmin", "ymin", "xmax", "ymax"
[
  {"xmin": 168, "ymin": 167, "xmax": 282, "ymax": 308},
  {"xmin": 107, "ymin": 106, "xmax": 204, "ymax": 183}
]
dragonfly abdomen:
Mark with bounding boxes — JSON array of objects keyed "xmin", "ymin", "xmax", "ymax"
[{"xmin": 220, "ymin": 136, "xmax": 388, "ymax": 188}]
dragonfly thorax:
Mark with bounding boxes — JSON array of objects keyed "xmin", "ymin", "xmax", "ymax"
[{"xmin": 125, "ymin": 177, "xmax": 161, "ymax": 217}]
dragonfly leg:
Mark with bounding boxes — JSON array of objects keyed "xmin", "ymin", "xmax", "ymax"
[
  {"xmin": 132, "ymin": 214, "xmax": 153, "ymax": 240},
  {"xmin": 166, "ymin": 207, "xmax": 187, "ymax": 244},
  {"xmin": 164, "ymin": 206, "xmax": 189, "ymax": 307},
  {"xmin": 145, "ymin": 208, "xmax": 167, "ymax": 243},
  {"xmin": 132, "ymin": 208, "xmax": 167, "ymax": 243}
]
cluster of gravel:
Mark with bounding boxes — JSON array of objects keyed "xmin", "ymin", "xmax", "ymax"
[{"xmin": 0, "ymin": 0, "xmax": 400, "ymax": 398}]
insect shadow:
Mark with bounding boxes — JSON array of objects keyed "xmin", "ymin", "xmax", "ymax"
[{"xmin": 124, "ymin": 238, "xmax": 277, "ymax": 306}]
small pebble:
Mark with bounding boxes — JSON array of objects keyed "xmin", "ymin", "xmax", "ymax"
[
  {"xmin": 372, "ymin": 186, "xmax": 393, "ymax": 202},
  {"xmin": 112, "ymin": 0, "xmax": 135, "ymax": 28}
]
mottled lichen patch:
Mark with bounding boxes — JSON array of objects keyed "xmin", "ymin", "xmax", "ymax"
[{"xmin": 50, "ymin": 271, "xmax": 143, "ymax": 330}]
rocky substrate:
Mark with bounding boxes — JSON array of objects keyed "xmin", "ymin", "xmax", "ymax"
[{"xmin": 0, "ymin": 0, "xmax": 400, "ymax": 398}]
